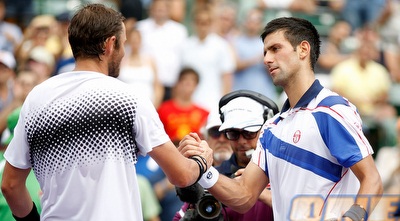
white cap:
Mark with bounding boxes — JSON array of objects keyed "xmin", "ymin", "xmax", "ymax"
[
  {"xmin": 29, "ymin": 46, "xmax": 55, "ymax": 67},
  {"xmin": 205, "ymin": 108, "xmax": 222, "ymax": 130},
  {"xmin": 219, "ymin": 97, "xmax": 265, "ymax": 132},
  {"xmin": 0, "ymin": 50, "xmax": 16, "ymax": 70}
]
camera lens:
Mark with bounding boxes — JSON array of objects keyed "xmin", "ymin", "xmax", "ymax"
[{"xmin": 196, "ymin": 195, "xmax": 222, "ymax": 219}]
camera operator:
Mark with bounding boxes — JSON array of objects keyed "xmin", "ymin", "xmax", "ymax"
[{"xmin": 175, "ymin": 90, "xmax": 276, "ymax": 221}]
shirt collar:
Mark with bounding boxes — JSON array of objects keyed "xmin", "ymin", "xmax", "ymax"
[{"xmin": 281, "ymin": 79, "xmax": 324, "ymax": 112}]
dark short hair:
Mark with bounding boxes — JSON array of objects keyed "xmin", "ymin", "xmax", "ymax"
[
  {"xmin": 260, "ymin": 17, "xmax": 321, "ymax": 71},
  {"xmin": 178, "ymin": 67, "xmax": 200, "ymax": 84},
  {"xmin": 68, "ymin": 4, "xmax": 125, "ymax": 61}
]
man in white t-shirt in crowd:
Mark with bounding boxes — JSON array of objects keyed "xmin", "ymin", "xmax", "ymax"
[
  {"xmin": 1, "ymin": 4, "xmax": 213, "ymax": 221},
  {"xmin": 136, "ymin": 0, "xmax": 188, "ymax": 101},
  {"xmin": 181, "ymin": 6, "xmax": 236, "ymax": 111}
]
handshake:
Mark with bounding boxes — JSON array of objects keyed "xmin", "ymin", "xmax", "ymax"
[{"xmin": 178, "ymin": 133, "xmax": 219, "ymax": 189}]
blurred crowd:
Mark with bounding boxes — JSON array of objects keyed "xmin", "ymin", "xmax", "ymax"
[{"xmin": 0, "ymin": 0, "xmax": 399, "ymax": 220}]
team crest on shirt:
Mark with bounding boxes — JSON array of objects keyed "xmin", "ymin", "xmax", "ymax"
[{"xmin": 293, "ymin": 130, "xmax": 301, "ymax": 143}]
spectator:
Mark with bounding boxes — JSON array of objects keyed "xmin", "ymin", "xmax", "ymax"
[
  {"xmin": 146, "ymin": 67, "xmax": 209, "ymax": 221},
  {"xmin": 181, "ymin": 5, "xmax": 235, "ymax": 111},
  {"xmin": 14, "ymin": 14, "xmax": 60, "ymax": 66},
  {"xmin": 157, "ymin": 67, "xmax": 209, "ymax": 145},
  {"xmin": 169, "ymin": 0, "xmax": 186, "ymax": 23},
  {"xmin": 341, "ymin": 0, "xmax": 386, "ymax": 32},
  {"xmin": 119, "ymin": 28, "xmax": 164, "ymax": 108},
  {"xmin": 174, "ymin": 90, "xmax": 277, "ymax": 221},
  {"xmin": 213, "ymin": 90, "xmax": 276, "ymax": 221},
  {"xmin": 213, "ymin": 1, "xmax": 240, "ymax": 43},
  {"xmin": 316, "ymin": 20, "xmax": 353, "ymax": 76},
  {"xmin": 136, "ymin": 0, "xmax": 188, "ymax": 101},
  {"xmin": 0, "ymin": 50, "xmax": 16, "ymax": 112},
  {"xmin": 257, "ymin": 0, "xmax": 317, "ymax": 14},
  {"xmin": 202, "ymin": 109, "xmax": 232, "ymax": 167},
  {"xmin": 375, "ymin": 0, "xmax": 400, "ymax": 115},
  {"xmin": 330, "ymin": 26, "xmax": 397, "ymax": 149},
  {"xmin": 119, "ymin": 0, "xmax": 143, "ymax": 30},
  {"xmin": 376, "ymin": 0, "xmax": 400, "ymax": 82},
  {"xmin": 23, "ymin": 46, "xmax": 55, "ymax": 83},
  {"xmin": 0, "ymin": 70, "xmax": 38, "ymax": 146},
  {"xmin": 231, "ymin": 7, "xmax": 277, "ymax": 101},
  {"xmin": 0, "ymin": 0, "xmax": 22, "ymax": 53}
]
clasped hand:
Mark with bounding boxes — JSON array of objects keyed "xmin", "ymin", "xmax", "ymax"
[{"xmin": 178, "ymin": 132, "xmax": 214, "ymax": 171}]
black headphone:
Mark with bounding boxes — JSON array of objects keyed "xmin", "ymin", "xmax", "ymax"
[{"xmin": 218, "ymin": 90, "xmax": 279, "ymax": 123}]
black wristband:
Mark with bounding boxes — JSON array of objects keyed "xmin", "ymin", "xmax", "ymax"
[
  {"xmin": 12, "ymin": 202, "xmax": 40, "ymax": 221},
  {"xmin": 191, "ymin": 155, "xmax": 207, "ymax": 171},
  {"xmin": 343, "ymin": 204, "xmax": 367, "ymax": 221},
  {"xmin": 190, "ymin": 156, "xmax": 206, "ymax": 183},
  {"xmin": 196, "ymin": 155, "xmax": 208, "ymax": 170}
]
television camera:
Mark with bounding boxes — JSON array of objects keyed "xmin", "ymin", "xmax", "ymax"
[{"xmin": 175, "ymin": 183, "xmax": 224, "ymax": 221}]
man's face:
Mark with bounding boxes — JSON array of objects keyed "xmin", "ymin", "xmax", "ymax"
[
  {"xmin": 263, "ymin": 30, "xmax": 300, "ymax": 87},
  {"xmin": 225, "ymin": 129, "xmax": 260, "ymax": 167},
  {"xmin": 194, "ymin": 12, "xmax": 212, "ymax": 39},
  {"xmin": 150, "ymin": 0, "xmax": 169, "ymax": 22},
  {"xmin": 206, "ymin": 126, "xmax": 232, "ymax": 166}
]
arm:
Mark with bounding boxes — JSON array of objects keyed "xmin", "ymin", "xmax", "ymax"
[
  {"xmin": 149, "ymin": 57, "xmax": 164, "ymax": 109},
  {"xmin": 221, "ymin": 72, "xmax": 232, "ymax": 96},
  {"xmin": 343, "ymin": 155, "xmax": 383, "ymax": 220},
  {"xmin": 232, "ymin": 45, "xmax": 263, "ymax": 72},
  {"xmin": 258, "ymin": 188, "xmax": 273, "ymax": 207},
  {"xmin": 148, "ymin": 139, "xmax": 213, "ymax": 188},
  {"xmin": 207, "ymin": 162, "xmax": 269, "ymax": 213},
  {"xmin": 233, "ymin": 168, "xmax": 272, "ymax": 207},
  {"xmin": 178, "ymin": 133, "xmax": 269, "ymax": 213},
  {"xmin": 1, "ymin": 162, "xmax": 35, "ymax": 218},
  {"xmin": 383, "ymin": 49, "xmax": 400, "ymax": 82}
]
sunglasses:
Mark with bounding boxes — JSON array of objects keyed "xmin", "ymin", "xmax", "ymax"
[
  {"xmin": 208, "ymin": 127, "xmax": 226, "ymax": 139},
  {"xmin": 224, "ymin": 129, "xmax": 259, "ymax": 141}
]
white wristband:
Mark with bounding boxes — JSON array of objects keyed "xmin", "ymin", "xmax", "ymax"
[{"xmin": 198, "ymin": 166, "xmax": 219, "ymax": 189}]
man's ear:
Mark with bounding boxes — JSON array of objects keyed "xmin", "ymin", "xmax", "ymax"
[
  {"xmin": 298, "ymin": 40, "xmax": 310, "ymax": 60},
  {"xmin": 104, "ymin": 36, "xmax": 117, "ymax": 55}
]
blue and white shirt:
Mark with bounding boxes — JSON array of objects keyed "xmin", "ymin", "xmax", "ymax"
[{"xmin": 252, "ymin": 80, "xmax": 373, "ymax": 220}]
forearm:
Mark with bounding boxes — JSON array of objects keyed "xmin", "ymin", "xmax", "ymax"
[
  {"xmin": 222, "ymin": 73, "xmax": 232, "ymax": 95},
  {"xmin": 2, "ymin": 183, "xmax": 34, "ymax": 217},
  {"xmin": 151, "ymin": 139, "xmax": 213, "ymax": 188},
  {"xmin": 161, "ymin": 154, "xmax": 205, "ymax": 188},
  {"xmin": 345, "ymin": 155, "xmax": 384, "ymax": 220},
  {"xmin": 354, "ymin": 175, "xmax": 383, "ymax": 214},
  {"xmin": 258, "ymin": 188, "xmax": 273, "ymax": 207},
  {"xmin": 1, "ymin": 163, "xmax": 34, "ymax": 218},
  {"xmin": 207, "ymin": 174, "xmax": 257, "ymax": 213}
]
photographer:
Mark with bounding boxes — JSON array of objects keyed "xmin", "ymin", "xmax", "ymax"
[{"xmin": 175, "ymin": 90, "xmax": 276, "ymax": 221}]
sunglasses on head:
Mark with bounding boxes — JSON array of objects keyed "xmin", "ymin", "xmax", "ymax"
[
  {"xmin": 208, "ymin": 127, "xmax": 225, "ymax": 139},
  {"xmin": 224, "ymin": 129, "xmax": 259, "ymax": 141}
]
